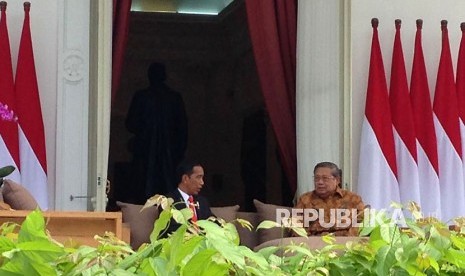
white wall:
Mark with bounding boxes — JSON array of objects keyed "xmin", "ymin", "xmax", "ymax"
[
  {"xmin": 297, "ymin": 0, "xmax": 465, "ymax": 196},
  {"xmin": 351, "ymin": 0, "xmax": 465, "ymax": 190},
  {"xmin": 296, "ymin": 0, "xmax": 344, "ymax": 198}
]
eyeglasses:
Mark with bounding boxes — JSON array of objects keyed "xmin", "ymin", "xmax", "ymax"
[{"xmin": 313, "ymin": 176, "xmax": 335, "ymax": 182}]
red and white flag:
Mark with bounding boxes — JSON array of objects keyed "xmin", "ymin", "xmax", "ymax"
[
  {"xmin": 15, "ymin": 3, "xmax": 48, "ymax": 209},
  {"xmin": 457, "ymin": 22, "xmax": 465, "ymax": 218},
  {"xmin": 358, "ymin": 18, "xmax": 400, "ymax": 210},
  {"xmin": 0, "ymin": 2, "xmax": 20, "ymax": 182},
  {"xmin": 433, "ymin": 20, "xmax": 465, "ymax": 222},
  {"xmin": 410, "ymin": 20, "xmax": 441, "ymax": 218},
  {"xmin": 389, "ymin": 20, "xmax": 421, "ymax": 209}
]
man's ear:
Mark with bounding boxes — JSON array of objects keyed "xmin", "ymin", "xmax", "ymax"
[{"xmin": 181, "ymin": 174, "xmax": 189, "ymax": 183}]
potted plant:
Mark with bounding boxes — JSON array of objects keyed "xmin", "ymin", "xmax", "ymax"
[{"xmin": 1, "ymin": 198, "xmax": 465, "ymax": 275}]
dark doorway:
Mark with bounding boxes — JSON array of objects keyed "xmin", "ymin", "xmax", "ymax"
[{"xmin": 108, "ymin": 0, "xmax": 292, "ymax": 211}]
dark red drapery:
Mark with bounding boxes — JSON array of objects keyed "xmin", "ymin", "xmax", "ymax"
[
  {"xmin": 112, "ymin": 0, "xmax": 132, "ymax": 105},
  {"xmin": 244, "ymin": 0, "xmax": 298, "ymax": 194}
]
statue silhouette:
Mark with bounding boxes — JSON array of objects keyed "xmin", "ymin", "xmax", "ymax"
[{"xmin": 126, "ymin": 62, "xmax": 188, "ymax": 204}]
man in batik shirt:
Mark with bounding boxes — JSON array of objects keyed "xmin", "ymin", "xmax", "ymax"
[{"xmin": 295, "ymin": 162, "xmax": 365, "ymax": 236}]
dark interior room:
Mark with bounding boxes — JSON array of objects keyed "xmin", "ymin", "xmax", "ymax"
[{"xmin": 108, "ymin": 0, "xmax": 293, "ymax": 211}]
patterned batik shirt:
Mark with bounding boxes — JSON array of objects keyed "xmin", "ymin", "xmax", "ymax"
[{"xmin": 294, "ymin": 187, "xmax": 365, "ymax": 236}]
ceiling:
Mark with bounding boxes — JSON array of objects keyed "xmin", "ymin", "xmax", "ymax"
[{"xmin": 131, "ymin": 0, "xmax": 235, "ymax": 15}]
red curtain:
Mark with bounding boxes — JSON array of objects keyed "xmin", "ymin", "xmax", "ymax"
[
  {"xmin": 112, "ymin": 0, "xmax": 132, "ymax": 105},
  {"xmin": 245, "ymin": 0, "xmax": 297, "ymax": 194}
]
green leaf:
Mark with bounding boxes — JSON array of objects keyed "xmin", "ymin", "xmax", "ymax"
[
  {"xmin": 172, "ymin": 208, "xmax": 191, "ymax": 225},
  {"xmin": 379, "ymin": 225, "xmax": 396, "ymax": 243},
  {"xmin": 369, "ymin": 227, "xmax": 388, "ymax": 251},
  {"xmin": 167, "ymin": 224, "xmax": 187, "ymax": 270},
  {"xmin": 321, "ymin": 235, "xmax": 336, "ymax": 245},
  {"xmin": 256, "ymin": 220, "xmax": 280, "ymax": 231},
  {"xmin": 289, "ymin": 227, "xmax": 307, "ymax": 238},
  {"xmin": 18, "ymin": 210, "xmax": 48, "ymax": 242},
  {"xmin": 342, "ymin": 253, "xmax": 374, "ymax": 272},
  {"xmin": 374, "ymin": 246, "xmax": 396, "ymax": 276},
  {"xmin": 221, "ymin": 222, "xmax": 240, "ymax": 246},
  {"xmin": 0, "ymin": 222, "xmax": 19, "ymax": 236},
  {"xmin": 267, "ymin": 254, "xmax": 282, "ymax": 267},
  {"xmin": 200, "ymin": 262, "xmax": 229, "ymax": 276},
  {"xmin": 444, "ymin": 249, "xmax": 465, "ymax": 269},
  {"xmin": 394, "ymin": 247, "xmax": 410, "ymax": 270},
  {"xmin": 284, "ymin": 244, "xmax": 313, "ymax": 257},
  {"xmin": 256, "ymin": 246, "xmax": 279, "ymax": 259},
  {"xmin": 450, "ymin": 234, "xmax": 465, "ymax": 250},
  {"xmin": 415, "ymin": 252, "xmax": 430, "ymax": 272},
  {"xmin": 151, "ymin": 209, "xmax": 172, "ymax": 241},
  {"xmin": 0, "ymin": 237, "xmax": 16, "ymax": 253},
  {"xmin": 109, "ymin": 268, "xmax": 137, "ymax": 276},
  {"xmin": 150, "ymin": 256, "xmax": 174, "ymax": 276},
  {"xmin": 1, "ymin": 250, "xmax": 58, "ymax": 276},
  {"xmin": 405, "ymin": 220, "xmax": 426, "ymax": 240},
  {"xmin": 173, "ymin": 236, "xmax": 203, "ymax": 266},
  {"xmin": 328, "ymin": 261, "xmax": 357, "ymax": 276},
  {"xmin": 429, "ymin": 257, "xmax": 440, "ymax": 274},
  {"xmin": 399, "ymin": 236, "xmax": 420, "ymax": 260},
  {"xmin": 396, "ymin": 246, "xmax": 426, "ymax": 276},
  {"xmin": 310, "ymin": 267, "xmax": 330, "ymax": 276},
  {"xmin": 208, "ymin": 242, "xmax": 245, "ymax": 267},
  {"xmin": 117, "ymin": 242, "xmax": 162, "ymax": 269},
  {"xmin": 359, "ymin": 224, "xmax": 375, "ymax": 236},
  {"xmin": 429, "ymin": 226, "xmax": 451, "ymax": 251},
  {"xmin": 17, "ymin": 239, "xmax": 59, "ymax": 251},
  {"xmin": 389, "ymin": 267, "xmax": 411, "ymax": 276},
  {"xmin": 181, "ymin": 249, "xmax": 218, "ymax": 275},
  {"xmin": 421, "ymin": 243, "xmax": 442, "ymax": 261},
  {"xmin": 196, "ymin": 220, "xmax": 246, "ymax": 268},
  {"xmin": 0, "ymin": 166, "xmax": 15, "ymax": 178},
  {"xmin": 238, "ymin": 245, "xmax": 270, "ymax": 270},
  {"xmin": 197, "ymin": 220, "xmax": 224, "ymax": 237}
]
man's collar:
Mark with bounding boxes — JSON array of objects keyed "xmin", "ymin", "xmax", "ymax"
[
  {"xmin": 178, "ymin": 188, "xmax": 189, "ymax": 203},
  {"xmin": 335, "ymin": 186, "xmax": 344, "ymax": 197},
  {"xmin": 312, "ymin": 186, "xmax": 344, "ymax": 199}
]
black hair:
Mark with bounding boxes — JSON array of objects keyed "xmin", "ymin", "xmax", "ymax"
[{"xmin": 175, "ymin": 160, "xmax": 203, "ymax": 184}]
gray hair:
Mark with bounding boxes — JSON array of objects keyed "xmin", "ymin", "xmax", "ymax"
[{"xmin": 313, "ymin": 162, "xmax": 342, "ymax": 179}]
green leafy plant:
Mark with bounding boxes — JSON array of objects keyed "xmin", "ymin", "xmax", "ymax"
[
  {"xmin": 119, "ymin": 194, "xmax": 276, "ymax": 275},
  {"xmin": 1, "ymin": 200, "xmax": 465, "ymax": 275},
  {"xmin": 0, "ymin": 209, "xmax": 65, "ymax": 275}
]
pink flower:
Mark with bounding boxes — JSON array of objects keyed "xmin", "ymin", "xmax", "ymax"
[{"xmin": 0, "ymin": 102, "xmax": 17, "ymax": 122}]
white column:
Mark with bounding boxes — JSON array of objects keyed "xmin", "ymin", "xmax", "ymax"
[
  {"xmin": 55, "ymin": 0, "xmax": 90, "ymax": 210},
  {"xmin": 88, "ymin": 0, "xmax": 113, "ymax": 211},
  {"xmin": 296, "ymin": 0, "xmax": 345, "ymax": 198}
]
